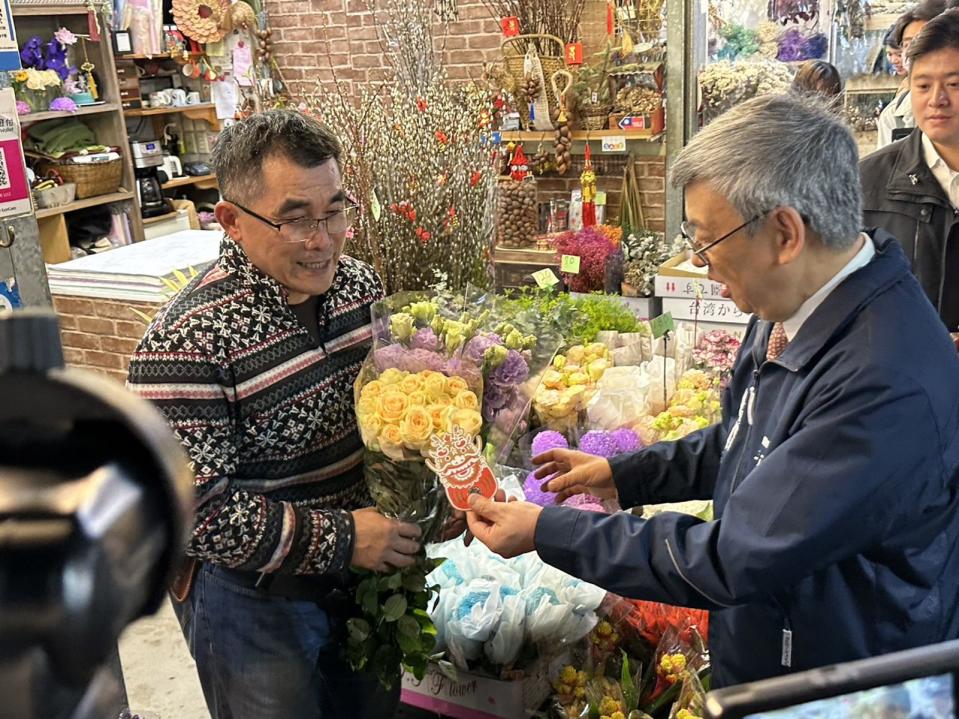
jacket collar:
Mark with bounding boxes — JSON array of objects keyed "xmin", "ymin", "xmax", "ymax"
[
  {"xmin": 758, "ymin": 230, "xmax": 912, "ymax": 372},
  {"xmin": 886, "ymin": 129, "xmax": 951, "ymax": 207},
  {"xmin": 217, "ymin": 235, "xmax": 290, "ymax": 306}
]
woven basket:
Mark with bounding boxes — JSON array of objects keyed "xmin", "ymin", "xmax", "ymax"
[
  {"xmin": 581, "ymin": 106, "xmax": 611, "ymax": 131},
  {"xmin": 503, "ymin": 33, "xmax": 565, "ymax": 128},
  {"xmin": 40, "ymin": 157, "xmax": 122, "ymax": 199}
]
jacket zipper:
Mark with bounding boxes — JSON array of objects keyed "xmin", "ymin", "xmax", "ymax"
[
  {"xmin": 729, "ymin": 368, "xmax": 761, "ymax": 494},
  {"xmin": 772, "ymin": 595, "xmax": 794, "ymax": 668}
]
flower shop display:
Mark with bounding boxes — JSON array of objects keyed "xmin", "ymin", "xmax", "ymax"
[
  {"xmin": 554, "ymin": 226, "xmax": 620, "ymax": 293},
  {"xmin": 635, "ymin": 369, "xmax": 722, "ymax": 446},
  {"xmin": 622, "ymin": 231, "xmax": 683, "ymax": 298},
  {"xmin": 691, "ymin": 330, "xmax": 741, "ymax": 386},
  {"xmin": 315, "ymin": 0, "xmax": 496, "ymax": 293},
  {"xmin": 533, "ymin": 342, "xmax": 611, "ymax": 433},
  {"xmin": 426, "ymin": 536, "xmax": 606, "ymax": 673},
  {"xmin": 698, "ymin": 59, "xmax": 792, "ymax": 122}
]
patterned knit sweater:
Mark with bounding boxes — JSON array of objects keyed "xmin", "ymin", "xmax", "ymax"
[{"xmin": 126, "ymin": 238, "xmax": 384, "ymax": 576}]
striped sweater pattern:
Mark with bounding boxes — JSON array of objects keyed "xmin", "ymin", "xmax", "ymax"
[{"xmin": 126, "ymin": 238, "xmax": 384, "ymax": 576}]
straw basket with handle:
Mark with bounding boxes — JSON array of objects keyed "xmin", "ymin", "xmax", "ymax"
[
  {"xmin": 503, "ymin": 33, "xmax": 565, "ymax": 129},
  {"xmin": 38, "ymin": 157, "xmax": 123, "ymax": 200}
]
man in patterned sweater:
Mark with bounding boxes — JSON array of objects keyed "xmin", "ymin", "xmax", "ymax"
[{"xmin": 126, "ymin": 110, "xmax": 421, "ymax": 718}]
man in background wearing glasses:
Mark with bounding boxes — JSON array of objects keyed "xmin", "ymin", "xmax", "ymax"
[
  {"xmin": 126, "ymin": 110, "xmax": 421, "ymax": 718},
  {"xmin": 465, "ymin": 93, "xmax": 959, "ymax": 689}
]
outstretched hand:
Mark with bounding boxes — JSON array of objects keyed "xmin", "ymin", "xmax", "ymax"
[
  {"xmin": 533, "ymin": 448, "xmax": 616, "ymax": 502},
  {"xmin": 465, "ymin": 490, "xmax": 542, "ymax": 558}
]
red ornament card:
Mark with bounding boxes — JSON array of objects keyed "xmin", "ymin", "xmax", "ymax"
[
  {"xmin": 565, "ymin": 42, "xmax": 583, "ymax": 65},
  {"xmin": 426, "ymin": 426, "xmax": 499, "ymax": 511},
  {"xmin": 501, "ymin": 16, "xmax": 520, "ymax": 37}
]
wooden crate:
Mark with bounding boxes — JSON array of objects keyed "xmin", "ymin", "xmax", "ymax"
[{"xmin": 492, "ymin": 244, "xmax": 560, "ymax": 291}]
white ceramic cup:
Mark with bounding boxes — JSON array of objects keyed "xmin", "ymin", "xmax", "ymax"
[
  {"xmin": 186, "ymin": 91, "xmax": 201, "ymax": 105},
  {"xmin": 170, "ymin": 89, "xmax": 187, "ymax": 106}
]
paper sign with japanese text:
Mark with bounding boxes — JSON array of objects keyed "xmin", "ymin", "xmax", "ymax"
[
  {"xmin": 564, "ymin": 42, "xmax": 583, "ymax": 65},
  {"xmin": 501, "ymin": 17, "xmax": 520, "ymax": 37},
  {"xmin": 561, "ymin": 255, "xmax": 581, "ymax": 274},
  {"xmin": 425, "ymin": 426, "xmax": 499, "ymax": 511},
  {"xmin": 0, "ymin": 0, "xmax": 18, "ymax": 71}
]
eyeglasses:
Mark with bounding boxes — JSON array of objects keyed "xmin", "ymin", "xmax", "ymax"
[
  {"xmin": 680, "ymin": 211, "xmax": 769, "ymax": 264},
  {"xmin": 228, "ymin": 199, "xmax": 358, "ymax": 244}
]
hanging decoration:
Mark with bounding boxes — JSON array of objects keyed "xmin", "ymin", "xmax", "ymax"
[
  {"xmin": 172, "ymin": 0, "xmax": 230, "ymax": 44},
  {"xmin": 522, "ymin": 44, "xmax": 553, "ymax": 131},
  {"xmin": 581, "ymin": 144, "xmax": 597, "ymax": 227},
  {"xmin": 79, "ymin": 37, "xmax": 98, "ymax": 101},
  {"xmin": 552, "ymin": 70, "xmax": 572, "ymax": 175}
]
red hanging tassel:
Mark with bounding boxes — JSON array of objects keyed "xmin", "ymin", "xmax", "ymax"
[{"xmin": 607, "ymin": 0, "xmax": 615, "ymax": 37}]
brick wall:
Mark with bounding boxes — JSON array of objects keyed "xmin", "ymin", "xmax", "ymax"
[
  {"xmin": 53, "ymin": 295, "xmax": 161, "ymax": 383},
  {"xmin": 265, "ymin": 0, "xmax": 667, "ymax": 232}
]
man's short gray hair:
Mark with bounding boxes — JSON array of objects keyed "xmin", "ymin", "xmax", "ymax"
[
  {"xmin": 211, "ymin": 109, "xmax": 342, "ymax": 205},
  {"xmin": 670, "ymin": 93, "xmax": 861, "ymax": 251}
]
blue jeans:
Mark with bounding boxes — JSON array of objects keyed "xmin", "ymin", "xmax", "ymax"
[{"xmin": 172, "ymin": 564, "xmax": 400, "ymax": 719}]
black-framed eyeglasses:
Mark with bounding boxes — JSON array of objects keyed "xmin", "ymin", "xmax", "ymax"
[
  {"xmin": 680, "ymin": 211, "xmax": 770, "ymax": 264},
  {"xmin": 228, "ymin": 199, "xmax": 359, "ymax": 244}
]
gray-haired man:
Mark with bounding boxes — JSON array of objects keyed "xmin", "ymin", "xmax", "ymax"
[
  {"xmin": 127, "ymin": 111, "xmax": 423, "ymax": 718},
  {"xmin": 466, "ymin": 93, "xmax": 959, "ymax": 688}
]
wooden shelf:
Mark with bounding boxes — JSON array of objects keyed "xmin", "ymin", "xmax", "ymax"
[
  {"xmin": 117, "ymin": 51, "xmax": 202, "ymax": 61},
  {"xmin": 12, "ymin": 3, "xmax": 89, "ymax": 15},
  {"xmin": 162, "ymin": 173, "xmax": 217, "ymax": 190},
  {"xmin": 19, "ymin": 102, "xmax": 122, "ymax": 126},
  {"xmin": 124, "ymin": 103, "xmax": 219, "ymax": 126},
  {"xmin": 34, "ymin": 190, "xmax": 135, "ymax": 219},
  {"xmin": 498, "ymin": 130, "xmax": 663, "ymax": 142}
]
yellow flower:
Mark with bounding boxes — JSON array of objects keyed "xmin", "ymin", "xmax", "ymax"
[
  {"xmin": 453, "ymin": 390, "xmax": 479, "ymax": 410},
  {"xmin": 399, "ymin": 405, "xmax": 433, "ymax": 449},
  {"xmin": 356, "ymin": 395, "xmax": 378, "ymax": 419},
  {"xmin": 407, "ymin": 390, "xmax": 429, "ymax": 406},
  {"xmin": 377, "ymin": 389, "xmax": 409, "ymax": 423},
  {"xmin": 390, "ymin": 312, "xmax": 415, "ymax": 342},
  {"xmin": 565, "ymin": 346, "xmax": 586, "ymax": 364},
  {"xmin": 422, "ymin": 371, "xmax": 448, "ymax": 400},
  {"xmin": 450, "ymin": 408, "xmax": 482, "ymax": 436},
  {"xmin": 427, "ymin": 403, "xmax": 453, "ymax": 432},
  {"xmin": 380, "ymin": 423, "xmax": 404, "ymax": 447},
  {"xmin": 13, "ymin": 70, "xmax": 27, "ymax": 83},
  {"xmin": 361, "ymin": 379, "xmax": 386, "ymax": 399},
  {"xmin": 379, "ymin": 368, "xmax": 405, "ymax": 385},
  {"xmin": 447, "ymin": 376, "xmax": 469, "ymax": 395},
  {"xmin": 399, "ymin": 374, "xmax": 423, "ymax": 395},
  {"xmin": 359, "ymin": 413, "xmax": 384, "ymax": 443}
]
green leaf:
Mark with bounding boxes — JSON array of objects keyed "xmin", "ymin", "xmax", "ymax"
[
  {"xmin": 420, "ymin": 632, "xmax": 437, "ymax": 652},
  {"xmin": 380, "ymin": 572, "xmax": 403, "ymax": 591},
  {"xmin": 397, "ymin": 615, "xmax": 420, "ymax": 640},
  {"xmin": 405, "ymin": 653, "xmax": 429, "ymax": 680},
  {"xmin": 621, "ymin": 651, "xmax": 638, "ymax": 712},
  {"xmin": 402, "ymin": 572, "xmax": 427, "ymax": 593},
  {"xmin": 357, "ymin": 577, "xmax": 376, "ymax": 600},
  {"xmin": 397, "ymin": 631, "xmax": 421, "ymax": 655},
  {"xmin": 347, "ymin": 618, "xmax": 372, "ymax": 643},
  {"xmin": 420, "ymin": 621, "xmax": 438, "ymax": 637},
  {"xmin": 361, "ymin": 588, "xmax": 379, "ymax": 616},
  {"xmin": 383, "ymin": 594, "xmax": 408, "ymax": 622}
]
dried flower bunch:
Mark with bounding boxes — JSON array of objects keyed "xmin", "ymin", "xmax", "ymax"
[
  {"xmin": 622, "ymin": 230, "xmax": 682, "ymax": 297},
  {"xmin": 479, "ymin": 0, "xmax": 587, "ymax": 49},
  {"xmin": 311, "ymin": 0, "xmax": 497, "ymax": 293},
  {"xmin": 698, "ymin": 59, "xmax": 792, "ymax": 121}
]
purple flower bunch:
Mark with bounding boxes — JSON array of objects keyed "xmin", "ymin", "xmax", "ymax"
[{"xmin": 20, "ymin": 35, "xmax": 73, "ymax": 81}]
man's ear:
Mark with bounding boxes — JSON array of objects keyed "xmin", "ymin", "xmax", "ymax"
[
  {"xmin": 769, "ymin": 206, "xmax": 806, "ymax": 266},
  {"xmin": 215, "ymin": 201, "xmax": 243, "ymax": 244}
]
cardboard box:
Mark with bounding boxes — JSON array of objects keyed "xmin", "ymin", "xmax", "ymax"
[
  {"xmin": 400, "ymin": 655, "xmax": 564, "ymax": 719},
  {"xmin": 662, "ymin": 296, "xmax": 751, "ymax": 325},
  {"xmin": 656, "ymin": 253, "xmax": 705, "ymax": 279}
]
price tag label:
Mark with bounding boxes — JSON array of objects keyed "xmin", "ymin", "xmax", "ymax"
[
  {"xmin": 601, "ymin": 136, "xmax": 626, "ymax": 152},
  {"xmin": 595, "ymin": 190, "xmax": 607, "ymax": 205},
  {"xmin": 650, "ymin": 312, "xmax": 675, "ymax": 339},
  {"xmin": 561, "ymin": 255, "xmax": 581, "ymax": 274},
  {"xmin": 532, "ymin": 268, "xmax": 560, "ymax": 288}
]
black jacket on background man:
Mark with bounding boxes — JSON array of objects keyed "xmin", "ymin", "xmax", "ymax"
[{"xmin": 861, "ymin": 128, "xmax": 959, "ymax": 331}]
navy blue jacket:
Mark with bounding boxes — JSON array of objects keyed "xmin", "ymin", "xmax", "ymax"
[{"xmin": 535, "ymin": 231, "xmax": 959, "ymax": 688}]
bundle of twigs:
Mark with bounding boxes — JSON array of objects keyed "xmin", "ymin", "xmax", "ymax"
[{"xmin": 479, "ymin": 0, "xmax": 586, "ymax": 51}]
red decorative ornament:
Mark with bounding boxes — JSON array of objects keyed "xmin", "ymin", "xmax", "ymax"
[
  {"xmin": 509, "ymin": 145, "xmax": 530, "ymax": 182},
  {"xmin": 607, "ymin": 0, "xmax": 615, "ymax": 36},
  {"xmin": 415, "ymin": 227, "xmax": 431, "ymax": 244},
  {"xmin": 469, "ymin": 171, "xmax": 482, "ymax": 187},
  {"xmin": 435, "ymin": 130, "xmax": 449, "ymax": 145},
  {"xmin": 565, "ymin": 42, "xmax": 583, "ymax": 65},
  {"xmin": 581, "ymin": 144, "xmax": 597, "ymax": 227},
  {"xmin": 416, "ymin": 97, "xmax": 428, "ymax": 112},
  {"xmin": 501, "ymin": 16, "xmax": 520, "ymax": 37}
]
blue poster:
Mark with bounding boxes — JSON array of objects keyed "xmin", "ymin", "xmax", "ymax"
[
  {"xmin": 0, "ymin": 276, "xmax": 20, "ymax": 311},
  {"xmin": 0, "ymin": 0, "xmax": 20, "ymax": 73}
]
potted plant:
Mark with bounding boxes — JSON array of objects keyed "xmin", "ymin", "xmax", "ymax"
[{"xmin": 572, "ymin": 45, "xmax": 613, "ymax": 130}]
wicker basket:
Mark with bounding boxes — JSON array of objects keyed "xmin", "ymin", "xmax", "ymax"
[
  {"xmin": 503, "ymin": 33, "xmax": 565, "ymax": 128},
  {"xmin": 581, "ymin": 106, "xmax": 612, "ymax": 131},
  {"xmin": 39, "ymin": 157, "xmax": 122, "ymax": 199}
]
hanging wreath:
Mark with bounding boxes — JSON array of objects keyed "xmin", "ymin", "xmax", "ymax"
[{"xmin": 172, "ymin": 0, "xmax": 230, "ymax": 44}]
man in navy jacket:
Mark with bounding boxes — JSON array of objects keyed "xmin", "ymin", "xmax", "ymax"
[{"xmin": 466, "ymin": 93, "xmax": 959, "ymax": 688}]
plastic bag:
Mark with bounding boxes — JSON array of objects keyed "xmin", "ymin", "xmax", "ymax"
[
  {"xmin": 587, "ymin": 366, "xmax": 651, "ymax": 430},
  {"xmin": 668, "ymin": 670, "xmax": 707, "ymax": 719},
  {"xmin": 484, "ymin": 591, "xmax": 525, "ymax": 666}
]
